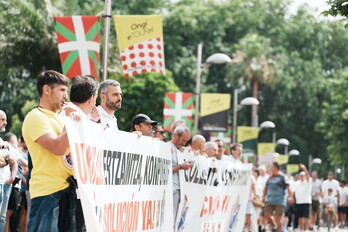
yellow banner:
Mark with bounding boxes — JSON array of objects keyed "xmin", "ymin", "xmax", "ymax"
[
  {"xmin": 275, "ymin": 155, "xmax": 289, "ymax": 165},
  {"xmin": 257, "ymin": 143, "xmax": 275, "ymax": 156},
  {"xmin": 237, "ymin": 126, "xmax": 259, "ymax": 143},
  {"xmin": 287, "ymin": 164, "xmax": 299, "ymax": 174},
  {"xmin": 200, "ymin": 93, "xmax": 231, "ymax": 117},
  {"xmin": 114, "ymin": 15, "xmax": 163, "ymax": 51}
]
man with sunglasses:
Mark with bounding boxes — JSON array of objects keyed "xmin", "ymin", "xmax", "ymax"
[{"xmin": 152, "ymin": 123, "xmax": 166, "ymax": 141}]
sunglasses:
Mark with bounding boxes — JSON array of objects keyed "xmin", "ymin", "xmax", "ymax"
[{"xmin": 154, "ymin": 131, "xmax": 165, "ymax": 135}]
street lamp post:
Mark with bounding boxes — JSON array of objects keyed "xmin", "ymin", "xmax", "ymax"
[
  {"xmin": 309, "ymin": 155, "xmax": 322, "ymax": 173},
  {"xmin": 259, "ymin": 121, "xmax": 276, "ymax": 144},
  {"xmin": 232, "ymin": 89, "xmax": 259, "ymax": 144},
  {"xmin": 193, "ymin": 43, "xmax": 232, "ymax": 134},
  {"xmin": 276, "ymin": 138, "xmax": 290, "ymax": 155}
]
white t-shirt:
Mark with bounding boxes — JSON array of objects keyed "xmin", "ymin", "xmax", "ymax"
[
  {"xmin": 294, "ymin": 179, "xmax": 312, "ymax": 204},
  {"xmin": 322, "ymin": 179, "xmax": 339, "ymax": 197},
  {"xmin": 230, "ymin": 156, "xmax": 242, "ymax": 164},
  {"xmin": 311, "ymin": 178, "xmax": 322, "ymax": 201},
  {"xmin": 97, "ymin": 105, "xmax": 118, "ymax": 130},
  {"xmin": 323, "ymin": 194, "xmax": 337, "ymax": 208},
  {"xmin": 338, "ymin": 186, "xmax": 347, "ymax": 206},
  {"xmin": 0, "ymin": 146, "xmax": 17, "ymax": 184},
  {"xmin": 256, "ymin": 174, "xmax": 269, "ymax": 197}
]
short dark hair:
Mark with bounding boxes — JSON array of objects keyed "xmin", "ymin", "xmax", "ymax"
[
  {"xmin": 70, "ymin": 75, "xmax": 99, "ymax": 103},
  {"xmin": 3, "ymin": 132, "xmax": 16, "ymax": 142},
  {"xmin": 37, "ymin": 70, "xmax": 69, "ymax": 97},
  {"xmin": 230, "ymin": 143, "xmax": 243, "ymax": 152},
  {"xmin": 272, "ymin": 162, "xmax": 280, "ymax": 170}
]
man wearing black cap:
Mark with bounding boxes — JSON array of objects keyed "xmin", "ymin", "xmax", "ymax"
[{"xmin": 131, "ymin": 114, "xmax": 158, "ymax": 136}]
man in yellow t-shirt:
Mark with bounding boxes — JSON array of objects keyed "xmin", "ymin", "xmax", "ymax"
[{"xmin": 22, "ymin": 70, "xmax": 75, "ymax": 232}]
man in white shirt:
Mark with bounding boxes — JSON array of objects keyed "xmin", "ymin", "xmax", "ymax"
[
  {"xmin": 338, "ymin": 180, "xmax": 347, "ymax": 228},
  {"xmin": 311, "ymin": 171, "xmax": 322, "ymax": 230},
  {"xmin": 229, "ymin": 143, "xmax": 243, "ymax": 164},
  {"xmin": 256, "ymin": 166, "xmax": 269, "ymax": 232},
  {"xmin": 294, "ymin": 164, "xmax": 312, "ymax": 232},
  {"xmin": 97, "ymin": 80, "xmax": 122, "ymax": 130},
  {"xmin": 322, "ymin": 172, "xmax": 340, "ymax": 230}
]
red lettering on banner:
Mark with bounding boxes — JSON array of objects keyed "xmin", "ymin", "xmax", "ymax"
[
  {"xmin": 74, "ymin": 143, "xmax": 104, "ymax": 185},
  {"xmin": 142, "ymin": 201, "xmax": 155, "ymax": 230},
  {"xmin": 102, "ymin": 201, "xmax": 139, "ymax": 232},
  {"xmin": 199, "ymin": 195, "xmax": 231, "ymax": 217}
]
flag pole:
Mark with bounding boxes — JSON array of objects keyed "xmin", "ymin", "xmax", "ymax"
[{"xmin": 102, "ymin": 0, "xmax": 112, "ymax": 81}]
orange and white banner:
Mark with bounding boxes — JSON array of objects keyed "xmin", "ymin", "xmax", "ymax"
[
  {"xmin": 175, "ymin": 150, "xmax": 252, "ymax": 232},
  {"xmin": 114, "ymin": 15, "xmax": 165, "ymax": 77},
  {"xmin": 65, "ymin": 117, "xmax": 173, "ymax": 232}
]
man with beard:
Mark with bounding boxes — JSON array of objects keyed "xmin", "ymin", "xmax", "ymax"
[
  {"xmin": 98, "ymin": 80, "xmax": 122, "ymax": 130},
  {"xmin": 0, "ymin": 110, "xmax": 7, "ymax": 133}
]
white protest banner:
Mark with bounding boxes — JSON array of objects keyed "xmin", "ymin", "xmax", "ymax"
[
  {"xmin": 175, "ymin": 150, "xmax": 252, "ymax": 232},
  {"xmin": 65, "ymin": 117, "xmax": 173, "ymax": 232}
]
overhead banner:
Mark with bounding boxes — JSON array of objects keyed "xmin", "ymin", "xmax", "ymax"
[
  {"xmin": 54, "ymin": 16, "xmax": 101, "ymax": 78},
  {"xmin": 209, "ymin": 126, "xmax": 232, "ymax": 154},
  {"xmin": 175, "ymin": 150, "xmax": 252, "ymax": 232},
  {"xmin": 114, "ymin": 15, "xmax": 165, "ymax": 77},
  {"xmin": 163, "ymin": 92, "xmax": 193, "ymax": 131},
  {"xmin": 237, "ymin": 126, "xmax": 259, "ymax": 164},
  {"xmin": 200, "ymin": 93, "xmax": 231, "ymax": 132},
  {"xmin": 65, "ymin": 118, "xmax": 173, "ymax": 232},
  {"xmin": 257, "ymin": 143, "xmax": 275, "ymax": 166}
]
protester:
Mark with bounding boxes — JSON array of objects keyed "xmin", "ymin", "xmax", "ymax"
[
  {"xmin": 191, "ymin": 135, "xmax": 206, "ymax": 156},
  {"xmin": 338, "ymin": 180, "xmax": 347, "ymax": 228},
  {"xmin": 22, "ymin": 70, "xmax": 78, "ymax": 231},
  {"xmin": 293, "ymin": 164, "xmax": 312, "ymax": 232},
  {"xmin": 322, "ymin": 188, "xmax": 338, "ymax": 231},
  {"xmin": 322, "ymin": 172, "xmax": 340, "ymax": 230},
  {"xmin": 98, "ymin": 79, "xmax": 122, "ymax": 129},
  {"xmin": 263, "ymin": 162, "xmax": 293, "ymax": 232},
  {"xmin": 0, "ymin": 110, "xmax": 7, "ymax": 133},
  {"xmin": 255, "ymin": 166, "xmax": 269, "ymax": 232},
  {"xmin": 170, "ymin": 125, "xmax": 192, "ymax": 225},
  {"xmin": 214, "ymin": 139, "xmax": 229, "ymax": 160},
  {"xmin": 152, "ymin": 123, "xmax": 166, "ymax": 141},
  {"xmin": 170, "ymin": 120, "xmax": 185, "ymax": 133},
  {"xmin": 203, "ymin": 141, "xmax": 218, "ymax": 158},
  {"xmin": 131, "ymin": 114, "xmax": 158, "ymax": 136},
  {"xmin": 69, "ymin": 75, "xmax": 100, "ymax": 121},
  {"xmin": 230, "ymin": 143, "xmax": 243, "ymax": 164},
  {"xmin": 3, "ymin": 133, "xmax": 28, "ymax": 232},
  {"xmin": 311, "ymin": 171, "xmax": 322, "ymax": 230},
  {"xmin": 245, "ymin": 167, "xmax": 256, "ymax": 232}
]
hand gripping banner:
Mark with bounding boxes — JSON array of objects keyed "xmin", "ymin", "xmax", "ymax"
[
  {"xmin": 54, "ymin": 16, "xmax": 101, "ymax": 79},
  {"xmin": 114, "ymin": 15, "xmax": 165, "ymax": 77}
]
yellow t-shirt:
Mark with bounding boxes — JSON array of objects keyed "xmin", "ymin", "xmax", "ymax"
[{"xmin": 22, "ymin": 107, "xmax": 73, "ymax": 198}]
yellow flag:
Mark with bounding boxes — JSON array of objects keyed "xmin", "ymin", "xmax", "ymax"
[
  {"xmin": 113, "ymin": 15, "xmax": 165, "ymax": 77},
  {"xmin": 287, "ymin": 164, "xmax": 299, "ymax": 174},
  {"xmin": 275, "ymin": 155, "xmax": 289, "ymax": 165},
  {"xmin": 257, "ymin": 143, "xmax": 275, "ymax": 156},
  {"xmin": 237, "ymin": 126, "xmax": 259, "ymax": 143},
  {"xmin": 200, "ymin": 93, "xmax": 231, "ymax": 117}
]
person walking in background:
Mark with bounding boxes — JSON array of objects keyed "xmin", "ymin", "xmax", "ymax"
[
  {"xmin": 293, "ymin": 164, "xmax": 312, "ymax": 232},
  {"xmin": 311, "ymin": 171, "xmax": 322, "ymax": 231}
]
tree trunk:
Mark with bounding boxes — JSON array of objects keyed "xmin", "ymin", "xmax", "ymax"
[{"xmin": 251, "ymin": 75, "xmax": 259, "ymax": 127}]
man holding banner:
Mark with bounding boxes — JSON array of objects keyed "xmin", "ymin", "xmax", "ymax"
[
  {"xmin": 22, "ymin": 70, "xmax": 77, "ymax": 232},
  {"xmin": 97, "ymin": 80, "xmax": 122, "ymax": 130},
  {"xmin": 170, "ymin": 125, "xmax": 192, "ymax": 225}
]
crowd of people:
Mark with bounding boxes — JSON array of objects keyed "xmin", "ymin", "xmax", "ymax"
[{"xmin": 0, "ymin": 70, "xmax": 347, "ymax": 232}]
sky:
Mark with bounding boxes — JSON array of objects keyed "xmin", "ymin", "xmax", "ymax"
[{"xmin": 289, "ymin": 0, "xmax": 335, "ymax": 20}]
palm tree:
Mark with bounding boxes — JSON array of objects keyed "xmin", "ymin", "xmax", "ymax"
[{"xmin": 232, "ymin": 33, "xmax": 277, "ymax": 127}]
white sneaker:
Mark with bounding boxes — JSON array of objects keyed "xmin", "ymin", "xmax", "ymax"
[{"xmin": 335, "ymin": 225, "xmax": 339, "ymax": 231}]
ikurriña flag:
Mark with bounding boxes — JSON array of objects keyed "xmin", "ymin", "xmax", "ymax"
[
  {"xmin": 114, "ymin": 15, "xmax": 165, "ymax": 78},
  {"xmin": 54, "ymin": 16, "xmax": 101, "ymax": 79},
  {"xmin": 163, "ymin": 92, "xmax": 193, "ymax": 131}
]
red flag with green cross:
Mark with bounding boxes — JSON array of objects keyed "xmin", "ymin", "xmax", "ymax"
[
  {"xmin": 163, "ymin": 92, "xmax": 193, "ymax": 131},
  {"xmin": 54, "ymin": 16, "xmax": 100, "ymax": 79}
]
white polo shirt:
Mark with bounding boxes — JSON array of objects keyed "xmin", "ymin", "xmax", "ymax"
[
  {"xmin": 97, "ymin": 105, "xmax": 118, "ymax": 130},
  {"xmin": 294, "ymin": 179, "xmax": 312, "ymax": 204}
]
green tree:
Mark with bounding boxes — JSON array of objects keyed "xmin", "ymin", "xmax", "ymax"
[{"xmin": 316, "ymin": 71, "xmax": 348, "ymax": 165}]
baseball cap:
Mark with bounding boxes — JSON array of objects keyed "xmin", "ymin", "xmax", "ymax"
[{"xmin": 131, "ymin": 114, "xmax": 158, "ymax": 127}]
